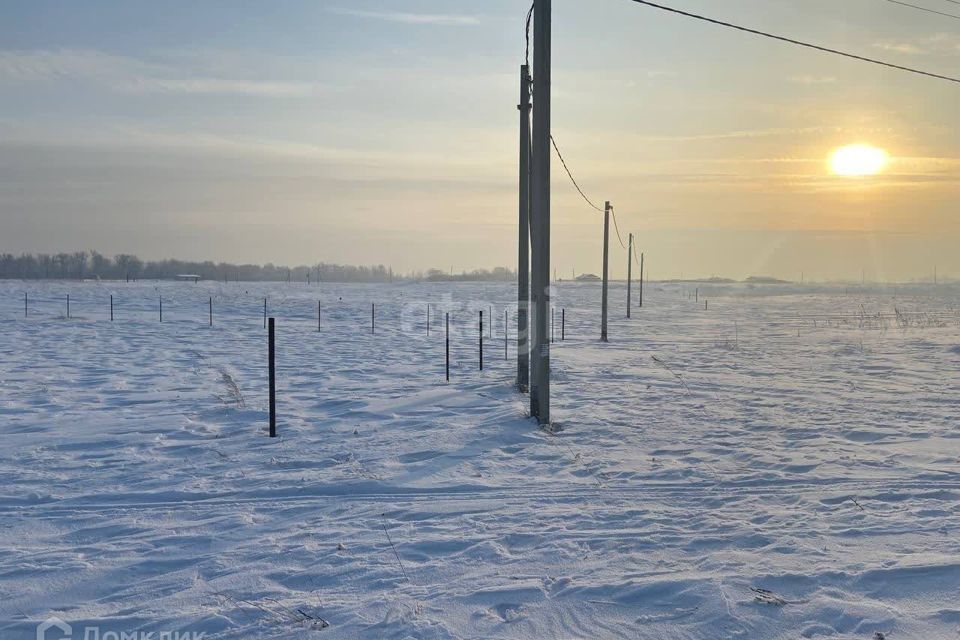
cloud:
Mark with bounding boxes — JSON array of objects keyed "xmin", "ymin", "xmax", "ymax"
[
  {"xmin": 328, "ymin": 8, "xmax": 480, "ymax": 26},
  {"xmin": 0, "ymin": 49, "xmax": 319, "ymax": 97},
  {"xmin": 119, "ymin": 77, "xmax": 313, "ymax": 97},
  {"xmin": 640, "ymin": 126, "xmax": 830, "ymax": 143},
  {"xmin": 789, "ymin": 75, "xmax": 837, "ymax": 85},
  {"xmin": 872, "ymin": 33, "xmax": 960, "ymax": 56},
  {"xmin": 873, "ymin": 42, "xmax": 925, "ymax": 55}
]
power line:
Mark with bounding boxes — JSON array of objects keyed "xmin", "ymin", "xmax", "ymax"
[
  {"xmin": 626, "ymin": 0, "xmax": 960, "ymax": 84},
  {"xmin": 525, "ymin": 3, "xmax": 534, "ymax": 68},
  {"xmin": 879, "ymin": 0, "xmax": 960, "ymax": 20},
  {"xmin": 609, "ymin": 207, "xmax": 628, "ymax": 250},
  {"xmin": 549, "ymin": 133, "xmax": 629, "ymax": 249},
  {"xmin": 549, "ymin": 135, "xmax": 604, "ymax": 212}
]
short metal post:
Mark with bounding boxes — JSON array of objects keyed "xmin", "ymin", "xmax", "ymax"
[
  {"xmin": 372, "ymin": 303, "xmax": 375, "ymax": 334},
  {"xmin": 479, "ymin": 310, "xmax": 484, "ymax": 371},
  {"xmin": 159, "ymin": 296, "xmax": 163, "ymax": 322},
  {"xmin": 318, "ymin": 301, "xmax": 321, "ymax": 332},
  {"xmin": 110, "ymin": 295, "xmax": 113, "ymax": 322},
  {"xmin": 24, "ymin": 292, "xmax": 27, "ymax": 317},
  {"xmin": 263, "ymin": 298, "xmax": 267, "ymax": 329},
  {"xmin": 268, "ymin": 317, "xmax": 276, "ymax": 437},
  {"xmin": 445, "ymin": 312, "xmax": 450, "ymax": 381},
  {"xmin": 66, "ymin": 294, "xmax": 70, "ymax": 319},
  {"xmin": 504, "ymin": 310, "xmax": 508, "ymax": 360},
  {"xmin": 209, "ymin": 297, "xmax": 213, "ymax": 326},
  {"xmin": 427, "ymin": 304, "xmax": 430, "ymax": 336},
  {"xmin": 562, "ymin": 308, "xmax": 565, "ymax": 341}
]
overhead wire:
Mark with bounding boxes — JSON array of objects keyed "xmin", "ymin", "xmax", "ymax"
[
  {"xmin": 878, "ymin": 0, "xmax": 960, "ymax": 20},
  {"xmin": 609, "ymin": 207, "xmax": 628, "ymax": 250},
  {"xmin": 625, "ymin": 0, "xmax": 960, "ymax": 84},
  {"xmin": 549, "ymin": 135, "xmax": 605, "ymax": 213},
  {"xmin": 525, "ymin": 3, "xmax": 534, "ymax": 68}
]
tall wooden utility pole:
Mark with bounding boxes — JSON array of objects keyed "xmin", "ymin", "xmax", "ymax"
[
  {"xmin": 517, "ymin": 64, "xmax": 531, "ymax": 391},
  {"xmin": 627, "ymin": 232, "xmax": 633, "ymax": 318},
  {"xmin": 530, "ymin": 0, "xmax": 551, "ymax": 424},
  {"xmin": 601, "ymin": 201, "xmax": 611, "ymax": 342}
]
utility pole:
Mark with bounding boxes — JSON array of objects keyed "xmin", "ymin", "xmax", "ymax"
[
  {"xmin": 601, "ymin": 201, "xmax": 611, "ymax": 342},
  {"xmin": 517, "ymin": 64, "xmax": 531, "ymax": 392},
  {"xmin": 627, "ymin": 232, "xmax": 633, "ymax": 318},
  {"xmin": 639, "ymin": 252, "xmax": 644, "ymax": 308},
  {"xmin": 530, "ymin": 0, "xmax": 551, "ymax": 424}
]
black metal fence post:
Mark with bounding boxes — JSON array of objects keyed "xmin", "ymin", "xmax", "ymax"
[
  {"xmin": 268, "ymin": 317, "xmax": 276, "ymax": 437},
  {"xmin": 504, "ymin": 310, "xmax": 508, "ymax": 360},
  {"xmin": 479, "ymin": 310, "xmax": 483, "ymax": 370},
  {"xmin": 445, "ymin": 312, "xmax": 450, "ymax": 381}
]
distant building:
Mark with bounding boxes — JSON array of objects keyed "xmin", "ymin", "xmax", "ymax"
[
  {"xmin": 176, "ymin": 274, "xmax": 202, "ymax": 283},
  {"xmin": 575, "ymin": 273, "xmax": 601, "ymax": 282}
]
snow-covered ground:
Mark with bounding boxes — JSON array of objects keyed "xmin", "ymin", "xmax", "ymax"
[{"xmin": 1, "ymin": 279, "xmax": 959, "ymax": 639}]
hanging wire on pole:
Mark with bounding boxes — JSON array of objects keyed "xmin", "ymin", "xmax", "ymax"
[
  {"xmin": 609, "ymin": 206, "xmax": 628, "ymax": 250},
  {"xmin": 625, "ymin": 0, "xmax": 960, "ymax": 84},
  {"xmin": 550, "ymin": 135, "xmax": 604, "ymax": 212},
  {"xmin": 525, "ymin": 3, "xmax": 534, "ymax": 67},
  {"xmin": 878, "ymin": 0, "xmax": 960, "ymax": 20}
]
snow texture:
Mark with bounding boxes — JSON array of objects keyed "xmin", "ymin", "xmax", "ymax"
[{"xmin": 1, "ymin": 280, "xmax": 959, "ymax": 639}]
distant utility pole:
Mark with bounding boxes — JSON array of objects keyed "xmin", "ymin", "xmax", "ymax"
[
  {"xmin": 517, "ymin": 64, "xmax": 531, "ymax": 392},
  {"xmin": 639, "ymin": 252, "xmax": 644, "ymax": 308},
  {"xmin": 530, "ymin": 0, "xmax": 551, "ymax": 425},
  {"xmin": 626, "ymin": 232, "xmax": 633, "ymax": 318},
  {"xmin": 600, "ymin": 201, "xmax": 611, "ymax": 342}
]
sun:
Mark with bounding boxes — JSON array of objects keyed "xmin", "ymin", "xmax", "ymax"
[{"xmin": 828, "ymin": 144, "xmax": 889, "ymax": 177}]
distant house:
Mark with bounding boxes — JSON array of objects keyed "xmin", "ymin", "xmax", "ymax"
[
  {"xmin": 176, "ymin": 274, "xmax": 202, "ymax": 283},
  {"xmin": 575, "ymin": 273, "xmax": 601, "ymax": 282}
]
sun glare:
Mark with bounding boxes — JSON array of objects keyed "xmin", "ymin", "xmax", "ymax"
[{"xmin": 828, "ymin": 144, "xmax": 889, "ymax": 177}]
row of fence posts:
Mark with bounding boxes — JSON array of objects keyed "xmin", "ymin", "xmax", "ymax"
[
  {"xmin": 23, "ymin": 293, "xmax": 219, "ymax": 325},
  {"xmin": 21, "ymin": 294, "xmax": 570, "ymax": 341},
  {"xmin": 684, "ymin": 287, "xmax": 708, "ymax": 310},
  {"xmin": 262, "ymin": 303, "xmax": 566, "ymax": 436},
  {"xmin": 17, "ymin": 291, "xmax": 566, "ymax": 438}
]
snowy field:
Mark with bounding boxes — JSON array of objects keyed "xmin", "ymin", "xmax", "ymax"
[{"xmin": 1, "ymin": 278, "xmax": 959, "ymax": 640}]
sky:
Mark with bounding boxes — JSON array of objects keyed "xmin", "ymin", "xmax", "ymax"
[{"xmin": 1, "ymin": 0, "xmax": 958, "ymax": 281}]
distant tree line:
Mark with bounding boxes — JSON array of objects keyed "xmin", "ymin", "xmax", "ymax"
[
  {"xmin": 0, "ymin": 251, "xmax": 515, "ymax": 283},
  {"xmin": 414, "ymin": 267, "xmax": 516, "ymax": 282}
]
